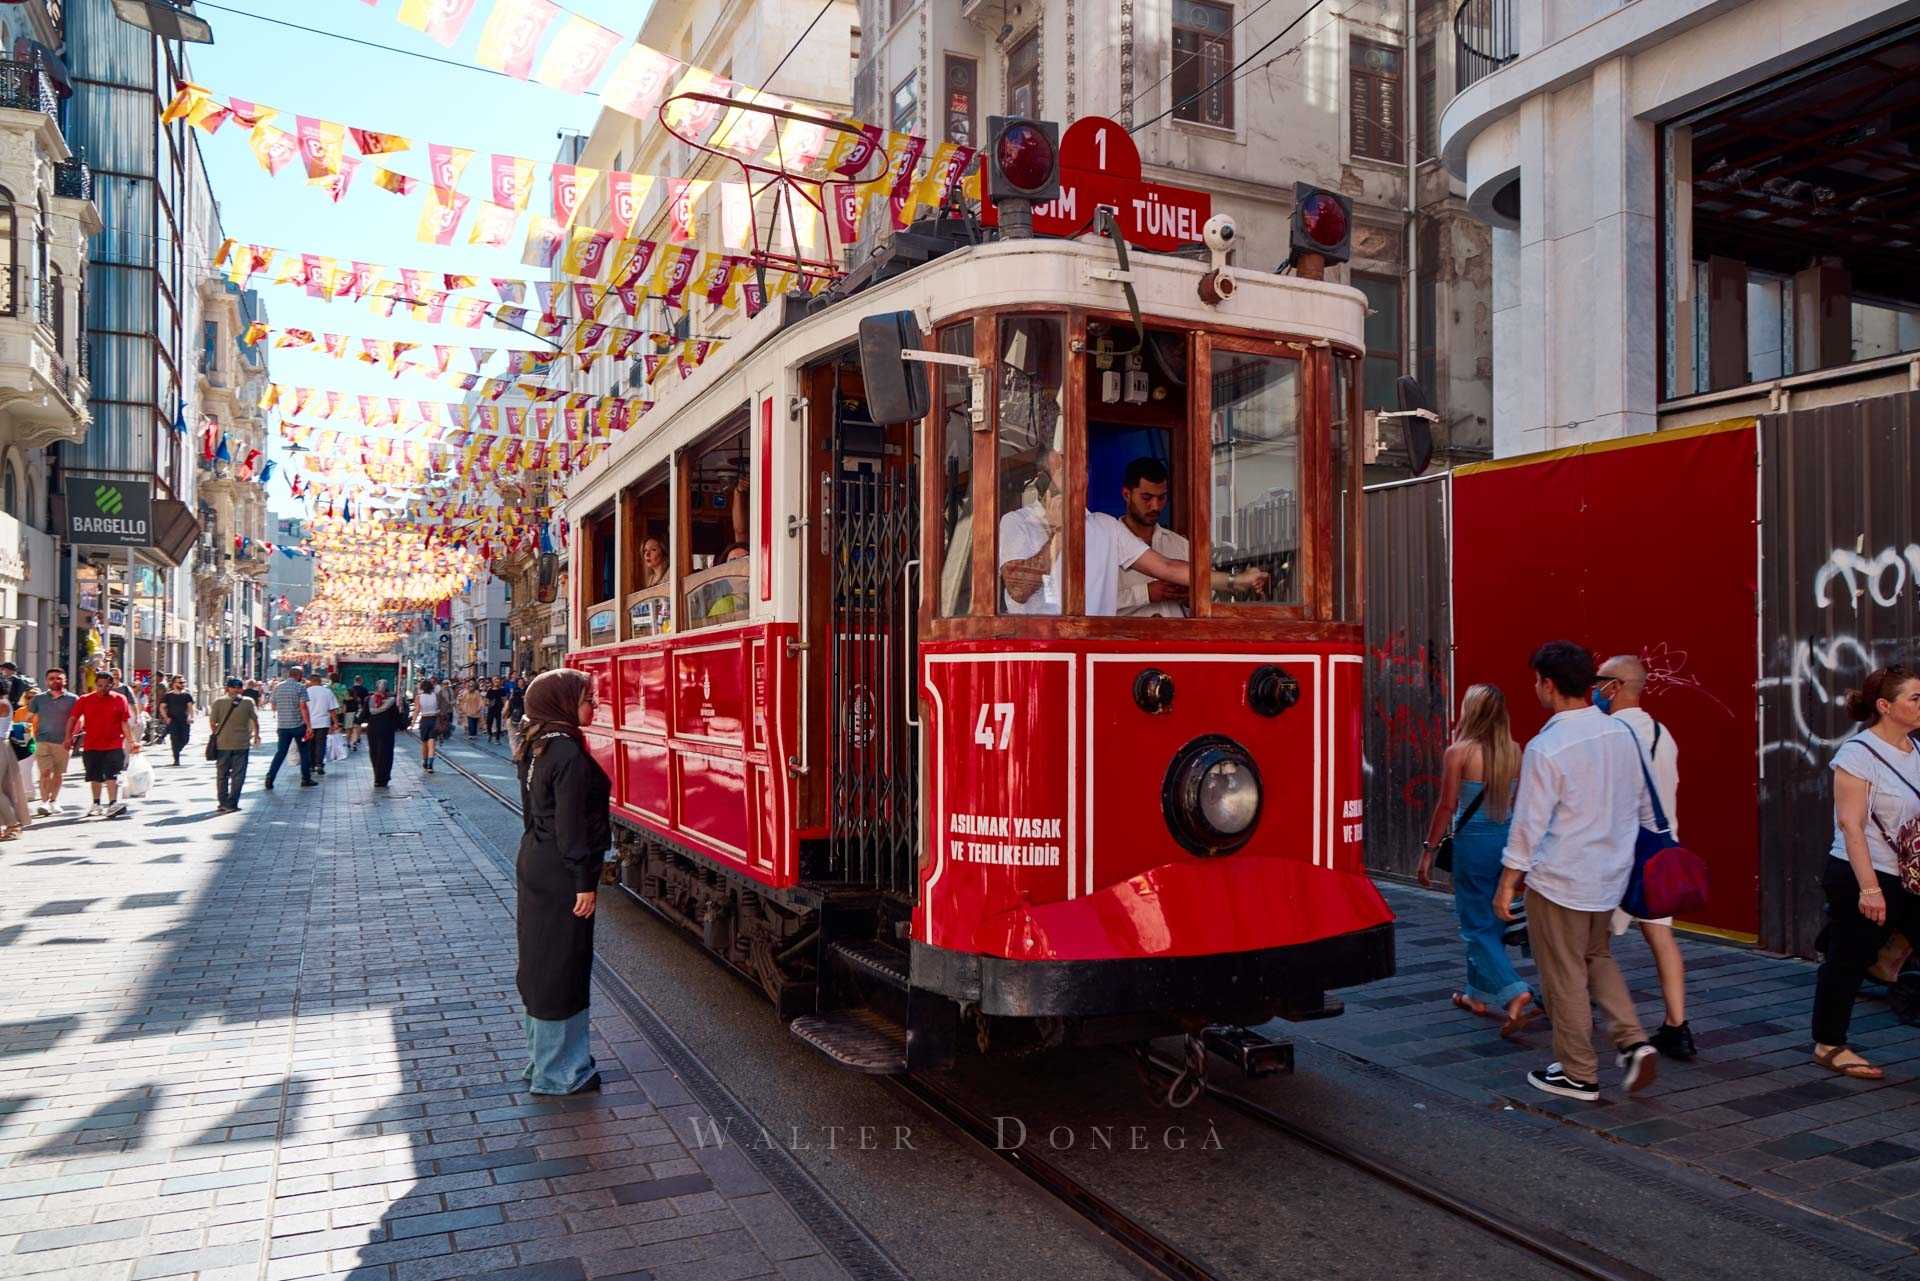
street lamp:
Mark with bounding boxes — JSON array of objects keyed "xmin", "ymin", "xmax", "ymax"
[{"xmin": 111, "ymin": 0, "xmax": 215, "ymax": 44}]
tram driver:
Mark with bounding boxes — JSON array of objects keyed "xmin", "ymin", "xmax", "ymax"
[
  {"xmin": 999, "ymin": 449, "xmax": 1267, "ymax": 615},
  {"xmin": 1113, "ymin": 458, "xmax": 1190, "ymax": 619}
]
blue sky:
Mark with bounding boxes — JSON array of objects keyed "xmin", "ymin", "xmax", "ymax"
[{"xmin": 187, "ymin": 0, "xmax": 652, "ymax": 516}]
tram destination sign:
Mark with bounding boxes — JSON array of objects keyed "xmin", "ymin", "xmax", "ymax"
[
  {"xmin": 980, "ymin": 116, "xmax": 1212, "ymax": 252},
  {"xmin": 65, "ymin": 478, "xmax": 153, "ymax": 549}
]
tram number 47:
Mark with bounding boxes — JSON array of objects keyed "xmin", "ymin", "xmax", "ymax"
[{"xmin": 974, "ymin": 702, "xmax": 1015, "ymax": 750}]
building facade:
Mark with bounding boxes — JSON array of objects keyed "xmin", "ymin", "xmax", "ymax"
[
  {"xmin": 856, "ymin": 0, "xmax": 1494, "ymax": 469},
  {"xmin": 450, "ymin": 572, "xmax": 511, "ymax": 680},
  {"xmin": 0, "ymin": 1, "xmax": 97, "ymax": 679},
  {"xmin": 264, "ymin": 513, "xmax": 310, "ymax": 672},
  {"xmin": 1439, "ymin": 0, "xmax": 1920, "ymax": 455},
  {"xmin": 190, "ymin": 280, "xmax": 270, "ymax": 693}
]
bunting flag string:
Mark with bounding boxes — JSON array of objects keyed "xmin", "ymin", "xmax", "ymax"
[
  {"xmin": 261, "ymin": 380, "xmax": 657, "ymax": 425},
  {"xmin": 246, "ymin": 319, "xmax": 714, "ymax": 381}
]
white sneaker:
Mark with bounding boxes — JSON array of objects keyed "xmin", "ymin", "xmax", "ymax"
[
  {"xmin": 104, "ymin": 800, "xmax": 126, "ymax": 817},
  {"xmin": 86, "ymin": 803, "xmax": 102, "ymax": 817},
  {"xmin": 34, "ymin": 802, "xmax": 50, "ymax": 817}
]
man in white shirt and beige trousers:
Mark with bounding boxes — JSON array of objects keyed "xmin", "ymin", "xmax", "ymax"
[{"xmin": 1497, "ymin": 640, "xmax": 1660, "ymax": 1102}]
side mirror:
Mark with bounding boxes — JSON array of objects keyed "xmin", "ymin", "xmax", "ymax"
[
  {"xmin": 1394, "ymin": 376, "xmax": 1436, "ymax": 475},
  {"xmin": 858, "ymin": 311, "xmax": 931, "ymax": 426}
]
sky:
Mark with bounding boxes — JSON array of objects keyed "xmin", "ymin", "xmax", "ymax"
[{"xmin": 185, "ymin": 0, "xmax": 654, "ymax": 518}]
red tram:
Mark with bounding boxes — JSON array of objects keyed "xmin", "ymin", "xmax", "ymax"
[{"xmin": 563, "ymin": 175, "xmax": 1394, "ymax": 1073}]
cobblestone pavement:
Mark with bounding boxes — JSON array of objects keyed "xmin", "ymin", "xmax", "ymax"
[
  {"xmin": 0, "ymin": 725, "xmax": 869, "ymax": 1281},
  {"xmin": 1303, "ymin": 882, "xmax": 1920, "ymax": 1260}
]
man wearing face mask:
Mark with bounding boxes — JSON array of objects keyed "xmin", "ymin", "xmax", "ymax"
[
  {"xmin": 1595, "ymin": 655, "xmax": 1694, "ymax": 1061},
  {"xmin": 998, "ymin": 449, "xmax": 1265, "ymax": 615}
]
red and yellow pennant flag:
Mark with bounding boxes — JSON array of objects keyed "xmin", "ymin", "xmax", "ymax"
[
  {"xmin": 428, "ymin": 143, "xmax": 475, "ymax": 195},
  {"xmin": 350, "ymin": 126, "xmax": 411, "ymax": 155},
  {"xmin": 468, "ymin": 201, "xmax": 519, "ymax": 249},
  {"xmin": 416, "ymin": 188, "xmax": 471, "ymax": 246},
  {"xmin": 248, "ymin": 125, "xmax": 299, "ymax": 176},
  {"xmin": 602, "ymin": 171, "xmax": 652, "ymax": 237},
  {"xmin": 550, "ymin": 164, "xmax": 600, "ymax": 227},
  {"xmin": 475, "ymin": 0, "xmax": 562, "ymax": 79},
  {"xmin": 489, "ymin": 153, "xmax": 534, "ymax": 211},
  {"xmin": 561, "ymin": 226, "xmax": 614, "ymax": 280},
  {"xmin": 521, "ymin": 216, "xmax": 566, "ymax": 269},
  {"xmin": 295, "ymin": 115, "xmax": 345, "ymax": 179},
  {"xmin": 601, "ymin": 44, "xmax": 682, "ymax": 122},
  {"xmin": 373, "ymin": 167, "xmax": 420, "ymax": 196},
  {"xmin": 533, "ymin": 15, "xmax": 621, "ymax": 95},
  {"xmin": 666, "ymin": 177, "xmax": 709, "ymax": 243},
  {"xmin": 397, "ymin": 0, "xmax": 480, "ymax": 47}
]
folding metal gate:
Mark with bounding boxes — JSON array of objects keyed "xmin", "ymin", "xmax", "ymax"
[{"xmin": 826, "ymin": 402, "xmax": 920, "ymax": 894}]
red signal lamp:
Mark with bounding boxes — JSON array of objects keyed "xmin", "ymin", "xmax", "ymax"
[
  {"xmin": 986, "ymin": 115, "xmax": 1060, "ymax": 239},
  {"xmin": 1288, "ymin": 183, "xmax": 1352, "ymax": 274},
  {"xmin": 995, "ymin": 121, "xmax": 1057, "ymax": 194}
]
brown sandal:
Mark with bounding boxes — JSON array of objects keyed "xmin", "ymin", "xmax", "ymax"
[
  {"xmin": 1814, "ymin": 1046, "xmax": 1886, "ymax": 1080},
  {"xmin": 1451, "ymin": 993, "xmax": 1493, "ymax": 1018},
  {"xmin": 1499, "ymin": 992, "xmax": 1540, "ymax": 1038}
]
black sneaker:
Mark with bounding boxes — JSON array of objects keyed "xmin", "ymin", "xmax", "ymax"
[
  {"xmin": 1527, "ymin": 1063, "xmax": 1600, "ymax": 1102},
  {"xmin": 300, "ymin": 779, "xmax": 318, "ymax": 787},
  {"xmin": 262, "ymin": 781, "xmax": 273, "ymax": 791},
  {"xmin": 1617, "ymin": 1041, "xmax": 1660, "ymax": 1092},
  {"xmin": 1649, "ymin": 1021, "xmax": 1697, "ymax": 1061}
]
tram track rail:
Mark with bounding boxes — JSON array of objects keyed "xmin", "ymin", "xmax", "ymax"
[{"xmin": 432, "ymin": 738, "xmax": 1650, "ymax": 1281}]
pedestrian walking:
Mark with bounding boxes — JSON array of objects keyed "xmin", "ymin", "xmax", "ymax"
[
  {"xmin": 0, "ymin": 697, "xmax": 30, "ymax": 839},
  {"xmin": 1812, "ymin": 665, "xmax": 1920, "ymax": 1081},
  {"xmin": 0, "ymin": 661, "xmax": 27, "ymax": 708},
  {"xmin": 1595, "ymin": 654, "xmax": 1695, "ymax": 1060},
  {"xmin": 1418, "ymin": 684, "xmax": 1537, "ymax": 1035},
  {"xmin": 459, "ymin": 681, "xmax": 485, "ymax": 739},
  {"xmin": 507, "ymin": 674, "xmax": 527, "ymax": 751},
  {"xmin": 305, "ymin": 672, "xmax": 340, "ymax": 775},
  {"xmin": 414, "ymin": 678, "xmax": 443, "ymax": 773},
  {"xmin": 208, "ymin": 677, "xmax": 262, "ymax": 813},
  {"xmin": 364, "ymin": 680, "xmax": 405, "ymax": 788},
  {"xmin": 160, "ymin": 675, "xmax": 195, "ymax": 766},
  {"xmin": 263, "ymin": 664, "xmax": 315, "ymax": 790},
  {"xmin": 485, "ymin": 677, "xmax": 507, "ymax": 743},
  {"xmin": 514, "ymin": 668, "xmax": 610, "ymax": 1096},
  {"xmin": 65, "ymin": 669, "xmax": 140, "ymax": 818},
  {"xmin": 29, "ymin": 669, "xmax": 76, "ymax": 815},
  {"xmin": 342, "ymin": 680, "xmax": 366, "ymax": 754},
  {"xmin": 1495, "ymin": 640, "xmax": 1660, "ymax": 1102},
  {"xmin": 10, "ymin": 683, "xmax": 36, "ymax": 808}
]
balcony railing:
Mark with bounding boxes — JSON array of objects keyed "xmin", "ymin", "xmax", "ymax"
[
  {"xmin": 1454, "ymin": 0, "xmax": 1516, "ymax": 92},
  {"xmin": 54, "ymin": 159, "xmax": 91, "ymax": 201},
  {"xmin": 0, "ymin": 59, "xmax": 58, "ymax": 117}
]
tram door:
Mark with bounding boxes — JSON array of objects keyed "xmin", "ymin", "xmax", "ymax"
[{"xmin": 825, "ymin": 385, "xmax": 920, "ymax": 895}]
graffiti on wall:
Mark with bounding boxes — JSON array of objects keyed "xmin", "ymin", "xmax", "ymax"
[{"xmin": 1367, "ymin": 629, "xmax": 1451, "ymax": 817}]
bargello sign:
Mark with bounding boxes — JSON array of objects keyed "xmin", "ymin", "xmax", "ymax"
[{"xmin": 66, "ymin": 479, "xmax": 153, "ymax": 549}]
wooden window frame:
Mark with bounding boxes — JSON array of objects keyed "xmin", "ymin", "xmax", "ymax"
[
  {"xmin": 1006, "ymin": 30, "xmax": 1040, "ymax": 117},
  {"xmin": 1172, "ymin": 0, "xmax": 1235, "ymax": 130},
  {"xmin": 1349, "ymin": 36, "xmax": 1404, "ymax": 164}
]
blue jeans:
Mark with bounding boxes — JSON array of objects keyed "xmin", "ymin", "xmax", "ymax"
[
  {"xmin": 523, "ymin": 1010, "xmax": 595, "ymax": 1094},
  {"xmin": 264, "ymin": 726, "xmax": 310, "ymax": 785}
]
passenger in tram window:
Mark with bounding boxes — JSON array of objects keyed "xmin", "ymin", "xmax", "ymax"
[
  {"xmin": 997, "ymin": 449, "xmax": 1268, "ymax": 616},
  {"xmin": 1113, "ymin": 458, "xmax": 1190, "ymax": 619},
  {"xmin": 638, "ymin": 537, "xmax": 668, "ymax": 589}
]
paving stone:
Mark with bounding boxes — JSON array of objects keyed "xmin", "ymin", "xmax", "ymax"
[{"xmin": 0, "ymin": 741, "xmax": 849, "ymax": 1281}]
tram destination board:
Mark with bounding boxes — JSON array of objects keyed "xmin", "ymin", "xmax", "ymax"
[{"xmin": 980, "ymin": 116, "xmax": 1212, "ymax": 252}]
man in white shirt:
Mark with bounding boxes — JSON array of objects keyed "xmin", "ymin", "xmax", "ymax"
[
  {"xmin": 1114, "ymin": 459, "xmax": 1190, "ymax": 619},
  {"xmin": 1495, "ymin": 640, "xmax": 1659, "ymax": 1102},
  {"xmin": 1596, "ymin": 654, "xmax": 1694, "ymax": 1061},
  {"xmin": 998, "ymin": 451, "xmax": 1265, "ymax": 614},
  {"xmin": 304, "ymin": 672, "xmax": 340, "ymax": 778}
]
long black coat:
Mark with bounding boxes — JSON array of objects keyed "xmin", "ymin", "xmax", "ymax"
[{"xmin": 516, "ymin": 733, "xmax": 611, "ymax": 1021}]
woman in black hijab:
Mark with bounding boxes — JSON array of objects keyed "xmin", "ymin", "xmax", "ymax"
[
  {"xmin": 362, "ymin": 680, "xmax": 405, "ymax": 789},
  {"xmin": 515, "ymin": 668, "xmax": 610, "ymax": 1095}
]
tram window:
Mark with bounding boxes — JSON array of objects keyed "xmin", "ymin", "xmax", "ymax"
[
  {"xmin": 682, "ymin": 416, "xmax": 752, "ymax": 630},
  {"xmin": 583, "ymin": 506, "xmax": 616, "ymax": 614},
  {"xmin": 995, "ymin": 315, "xmax": 1066, "ymax": 617},
  {"xmin": 622, "ymin": 470, "xmax": 671, "ymax": 639},
  {"xmin": 1209, "ymin": 352, "xmax": 1302, "ymax": 606},
  {"xmin": 1331, "ymin": 355, "xmax": 1357, "ymax": 619},
  {"xmin": 936, "ymin": 321, "xmax": 975, "ymax": 616}
]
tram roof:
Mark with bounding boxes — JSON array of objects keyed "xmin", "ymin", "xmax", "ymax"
[{"xmin": 564, "ymin": 236, "xmax": 1367, "ymax": 520}]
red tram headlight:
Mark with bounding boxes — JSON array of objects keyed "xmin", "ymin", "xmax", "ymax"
[
  {"xmin": 1163, "ymin": 735, "xmax": 1263, "ymax": 857},
  {"xmin": 993, "ymin": 120, "xmax": 1058, "ymax": 195}
]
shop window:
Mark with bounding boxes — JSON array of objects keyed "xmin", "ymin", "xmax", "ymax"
[
  {"xmin": 995, "ymin": 315, "xmax": 1066, "ymax": 616},
  {"xmin": 1354, "ymin": 272, "xmax": 1402, "ymax": 409},
  {"xmin": 1007, "ymin": 30, "xmax": 1039, "ymax": 117},
  {"xmin": 935, "ymin": 321, "xmax": 975, "ymax": 616},
  {"xmin": 681, "ymin": 412, "xmax": 751, "ymax": 631},
  {"xmin": 1209, "ymin": 351, "xmax": 1301, "ymax": 606},
  {"xmin": 1173, "ymin": 0, "xmax": 1233, "ymax": 129},
  {"xmin": 1350, "ymin": 37, "xmax": 1402, "ymax": 163}
]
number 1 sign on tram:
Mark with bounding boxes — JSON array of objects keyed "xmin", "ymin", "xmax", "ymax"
[{"xmin": 979, "ymin": 116, "xmax": 1213, "ymax": 252}]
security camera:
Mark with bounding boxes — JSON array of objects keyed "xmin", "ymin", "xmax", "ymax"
[{"xmin": 1202, "ymin": 214, "xmax": 1238, "ymax": 255}]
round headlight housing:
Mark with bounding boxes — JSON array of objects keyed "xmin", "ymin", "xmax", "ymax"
[{"xmin": 1162, "ymin": 735, "xmax": 1263, "ymax": 857}]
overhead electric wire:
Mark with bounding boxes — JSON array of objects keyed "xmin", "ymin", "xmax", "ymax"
[{"xmin": 1131, "ymin": 0, "xmax": 1332, "ymax": 133}]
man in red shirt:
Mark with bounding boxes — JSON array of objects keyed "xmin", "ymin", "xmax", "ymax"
[{"xmin": 64, "ymin": 669, "xmax": 138, "ymax": 817}]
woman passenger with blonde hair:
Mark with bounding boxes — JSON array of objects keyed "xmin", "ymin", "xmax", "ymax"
[{"xmin": 1418, "ymin": 683, "xmax": 1536, "ymax": 1034}]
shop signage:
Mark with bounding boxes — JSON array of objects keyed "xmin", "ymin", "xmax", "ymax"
[{"xmin": 66, "ymin": 479, "xmax": 154, "ymax": 549}]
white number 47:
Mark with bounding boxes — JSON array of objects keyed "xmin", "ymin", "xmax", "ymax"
[{"xmin": 973, "ymin": 702, "xmax": 1015, "ymax": 750}]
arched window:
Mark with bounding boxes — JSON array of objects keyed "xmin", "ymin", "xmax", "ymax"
[
  {"xmin": 0, "ymin": 188, "xmax": 15, "ymax": 317},
  {"xmin": 1, "ymin": 458, "xmax": 18, "ymax": 519}
]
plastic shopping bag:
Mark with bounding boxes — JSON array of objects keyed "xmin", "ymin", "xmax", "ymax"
[
  {"xmin": 123, "ymin": 751, "xmax": 153, "ymax": 798},
  {"xmin": 326, "ymin": 733, "xmax": 347, "ymax": 763}
]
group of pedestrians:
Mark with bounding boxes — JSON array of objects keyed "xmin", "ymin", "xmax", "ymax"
[
  {"xmin": 1421, "ymin": 641, "xmax": 1920, "ymax": 1099},
  {"xmin": 1419, "ymin": 642, "xmax": 1693, "ymax": 1102}
]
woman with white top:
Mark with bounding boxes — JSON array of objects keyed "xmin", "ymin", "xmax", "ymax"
[{"xmin": 1814, "ymin": 664, "xmax": 1920, "ymax": 1079}]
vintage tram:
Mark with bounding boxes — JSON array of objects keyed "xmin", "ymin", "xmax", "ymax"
[{"xmin": 563, "ymin": 184, "xmax": 1394, "ymax": 1074}]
